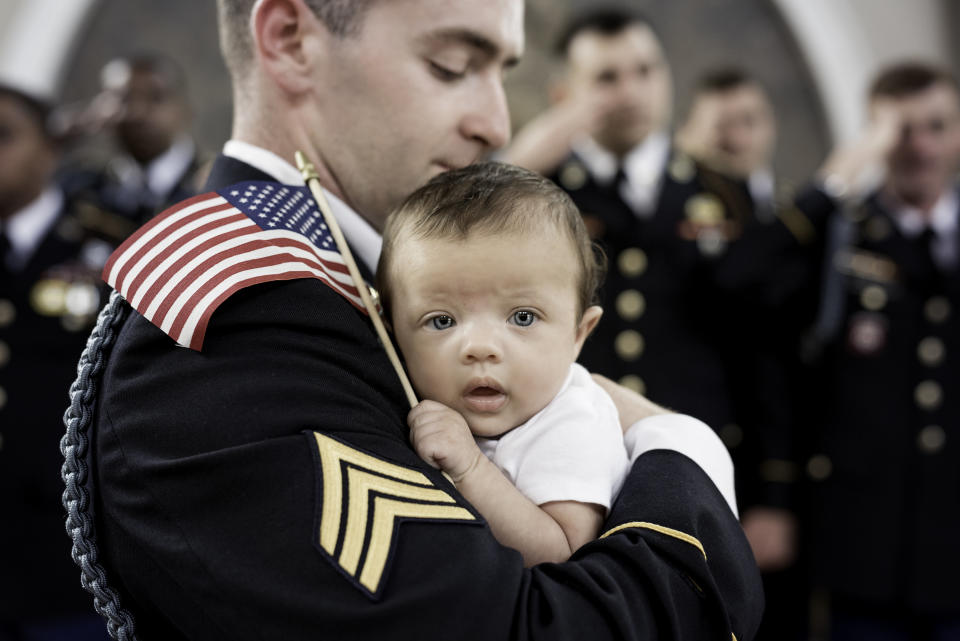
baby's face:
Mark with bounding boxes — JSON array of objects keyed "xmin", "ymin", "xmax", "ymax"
[{"xmin": 390, "ymin": 229, "xmax": 598, "ymax": 437}]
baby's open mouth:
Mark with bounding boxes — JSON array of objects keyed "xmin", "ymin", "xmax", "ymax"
[{"xmin": 463, "ymin": 382, "xmax": 507, "ymax": 413}]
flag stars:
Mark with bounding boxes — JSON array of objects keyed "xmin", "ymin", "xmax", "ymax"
[{"xmin": 230, "ymin": 190, "xmax": 239, "ymax": 196}]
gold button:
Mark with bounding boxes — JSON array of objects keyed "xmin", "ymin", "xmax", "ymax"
[
  {"xmin": 615, "ymin": 330, "xmax": 645, "ymax": 361},
  {"xmin": 860, "ymin": 285, "xmax": 887, "ymax": 311},
  {"xmin": 0, "ymin": 386, "xmax": 6, "ymax": 410},
  {"xmin": 618, "ymin": 248, "xmax": 647, "ymax": 278},
  {"xmin": 720, "ymin": 424, "xmax": 743, "ymax": 448},
  {"xmin": 0, "ymin": 341, "xmax": 8, "ymax": 367},
  {"xmin": 925, "ymin": 297, "xmax": 951, "ymax": 324},
  {"xmin": 914, "ymin": 380, "xmax": 943, "ymax": 410},
  {"xmin": 615, "ymin": 290, "xmax": 646, "ymax": 321},
  {"xmin": 917, "ymin": 337, "xmax": 945, "ymax": 367},
  {"xmin": 0, "ymin": 299, "xmax": 14, "ymax": 327},
  {"xmin": 807, "ymin": 454, "xmax": 832, "ymax": 481},
  {"xmin": 917, "ymin": 425, "xmax": 946, "ymax": 454},
  {"xmin": 559, "ymin": 162, "xmax": 588, "ymax": 190},
  {"xmin": 30, "ymin": 279, "xmax": 68, "ymax": 316},
  {"xmin": 618, "ymin": 375, "xmax": 646, "ymax": 395}
]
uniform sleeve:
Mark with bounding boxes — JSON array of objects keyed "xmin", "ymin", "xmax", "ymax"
[
  {"xmin": 625, "ymin": 414, "xmax": 739, "ymax": 518},
  {"xmin": 94, "ymin": 278, "xmax": 764, "ymax": 641}
]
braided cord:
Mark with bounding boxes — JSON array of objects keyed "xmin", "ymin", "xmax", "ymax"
[{"xmin": 60, "ymin": 291, "xmax": 138, "ymax": 641}]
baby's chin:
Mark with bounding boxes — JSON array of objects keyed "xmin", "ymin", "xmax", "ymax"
[{"xmin": 464, "ymin": 410, "xmax": 531, "ymax": 440}]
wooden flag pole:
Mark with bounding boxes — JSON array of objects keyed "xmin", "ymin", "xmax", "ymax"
[{"xmin": 295, "ymin": 151, "xmax": 419, "ymax": 409}]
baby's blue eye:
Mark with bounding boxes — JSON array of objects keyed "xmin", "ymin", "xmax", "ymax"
[
  {"xmin": 511, "ymin": 310, "xmax": 536, "ymax": 327},
  {"xmin": 431, "ymin": 315, "xmax": 455, "ymax": 330}
]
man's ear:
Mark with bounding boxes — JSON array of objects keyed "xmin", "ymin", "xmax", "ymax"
[
  {"xmin": 573, "ymin": 305, "xmax": 603, "ymax": 358},
  {"xmin": 252, "ymin": 0, "xmax": 322, "ymax": 95}
]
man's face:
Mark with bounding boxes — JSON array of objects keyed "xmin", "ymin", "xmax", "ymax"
[
  {"xmin": 878, "ymin": 82, "xmax": 960, "ymax": 207},
  {"xmin": 116, "ymin": 68, "xmax": 189, "ymax": 164},
  {"xmin": 0, "ymin": 94, "xmax": 55, "ymax": 219},
  {"xmin": 390, "ymin": 228, "xmax": 594, "ymax": 437},
  {"xmin": 311, "ymin": 0, "xmax": 523, "ymax": 229},
  {"xmin": 694, "ymin": 85, "xmax": 776, "ymax": 177},
  {"xmin": 566, "ymin": 24, "xmax": 672, "ymax": 156}
]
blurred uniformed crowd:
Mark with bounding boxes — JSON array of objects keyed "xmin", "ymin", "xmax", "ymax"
[
  {"xmin": 1, "ymin": 5, "xmax": 958, "ymax": 641},
  {"xmin": 0, "ymin": 53, "xmax": 205, "ymax": 641}
]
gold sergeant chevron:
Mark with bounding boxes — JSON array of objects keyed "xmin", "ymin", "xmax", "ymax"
[{"xmin": 313, "ymin": 433, "xmax": 477, "ymax": 596}]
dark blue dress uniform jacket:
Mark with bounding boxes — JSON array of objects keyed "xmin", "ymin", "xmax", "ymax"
[
  {"xmin": 90, "ymin": 155, "xmax": 764, "ymax": 640},
  {"xmin": 807, "ymin": 189, "xmax": 960, "ymax": 616},
  {"xmin": 549, "ymin": 152, "xmax": 833, "ymax": 511},
  {"xmin": 0, "ymin": 201, "xmax": 106, "ymax": 621}
]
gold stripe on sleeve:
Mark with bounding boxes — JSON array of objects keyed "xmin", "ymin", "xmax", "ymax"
[{"xmin": 599, "ymin": 521, "xmax": 707, "ymax": 560}]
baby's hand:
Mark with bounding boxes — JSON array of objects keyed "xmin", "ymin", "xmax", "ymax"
[{"xmin": 408, "ymin": 400, "xmax": 482, "ymax": 482}]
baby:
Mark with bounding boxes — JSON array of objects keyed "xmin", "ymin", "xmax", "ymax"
[{"xmin": 376, "ymin": 162, "xmax": 630, "ymax": 567}]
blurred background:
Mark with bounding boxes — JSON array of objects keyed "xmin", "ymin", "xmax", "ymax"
[{"xmin": 1, "ymin": 0, "xmax": 957, "ymax": 184}]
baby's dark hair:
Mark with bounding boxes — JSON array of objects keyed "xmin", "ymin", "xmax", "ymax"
[{"xmin": 377, "ymin": 161, "xmax": 606, "ymax": 321}]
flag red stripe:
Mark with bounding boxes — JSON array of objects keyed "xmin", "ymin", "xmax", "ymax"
[
  {"xmin": 112, "ymin": 201, "xmax": 236, "ymax": 292},
  {"xmin": 184, "ymin": 269, "xmax": 366, "ymax": 351},
  {"xmin": 101, "ymin": 192, "xmax": 219, "ymax": 280},
  {"xmin": 166, "ymin": 252, "xmax": 362, "ymax": 340},
  {"xmin": 147, "ymin": 236, "xmax": 360, "ymax": 325},
  {"xmin": 124, "ymin": 212, "xmax": 250, "ymax": 304}
]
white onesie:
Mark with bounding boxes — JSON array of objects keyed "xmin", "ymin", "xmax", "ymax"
[{"xmin": 476, "ymin": 363, "xmax": 630, "ymax": 511}]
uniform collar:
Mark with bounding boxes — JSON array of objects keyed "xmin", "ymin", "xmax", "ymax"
[
  {"xmin": 111, "ymin": 135, "xmax": 196, "ymax": 199},
  {"xmin": 572, "ymin": 131, "xmax": 670, "ymax": 187},
  {"xmin": 887, "ymin": 187, "xmax": 958, "ymax": 240},
  {"xmin": 573, "ymin": 132, "xmax": 670, "ymax": 216},
  {"xmin": 222, "ymin": 140, "xmax": 382, "ymax": 276},
  {"xmin": 2, "ymin": 186, "xmax": 64, "ymax": 269},
  {"xmin": 146, "ymin": 135, "xmax": 195, "ymax": 198}
]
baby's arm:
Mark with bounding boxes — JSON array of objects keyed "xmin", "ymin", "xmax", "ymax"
[{"xmin": 408, "ymin": 400, "xmax": 604, "ymax": 567}]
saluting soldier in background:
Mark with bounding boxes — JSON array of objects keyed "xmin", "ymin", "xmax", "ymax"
[
  {"xmin": 503, "ymin": 7, "xmax": 756, "ymax": 436},
  {"xmin": 805, "ymin": 62, "xmax": 960, "ymax": 640},
  {"xmin": 58, "ymin": 53, "xmax": 206, "ymax": 232},
  {"xmin": 0, "ymin": 83, "xmax": 110, "ymax": 640},
  {"xmin": 677, "ymin": 66, "xmax": 833, "ymax": 641},
  {"xmin": 501, "ymin": 8, "xmax": 828, "ymax": 513}
]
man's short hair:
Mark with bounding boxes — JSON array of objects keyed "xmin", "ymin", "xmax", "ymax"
[
  {"xmin": 377, "ymin": 162, "xmax": 606, "ymax": 320},
  {"xmin": 554, "ymin": 5, "xmax": 654, "ymax": 57},
  {"xmin": 217, "ymin": 0, "xmax": 373, "ymax": 75},
  {"xmin": 869, "ymin": 62, "xmax": 960, "ymax": 100},
  {"xmin": 0, "ymin": 84, "xmax": 53, "ymax": 140},
  {"xmin": 693, "ymin": 67, "xmax": 761, "ymax": 96}
]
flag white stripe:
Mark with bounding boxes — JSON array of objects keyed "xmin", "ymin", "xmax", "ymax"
[
  {"xmin": 106, "ymin": 195, "xmax": 227, "ymax": 286},
  {"xmin": 159, "ymin": 244, "xmax": 349, "ymax": 333},
  {"xmin": 116, "ymin": 206, "xmax": 240, "ymax": 293},
  {"xmin": 131, "ymin": 218, "xmax": 257, "ymax": 308},
  {"xmin": 144, "ymin": 228, "xmax": 355, "ymax": 322},
  {"xmin": 176, "ymin": 261, "xmax": 362, "ymax": 348}
]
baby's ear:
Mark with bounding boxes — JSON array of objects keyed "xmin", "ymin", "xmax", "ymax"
[{"xmin": 573, "ymin": 306, "xmax": 603, "ymax": 356}]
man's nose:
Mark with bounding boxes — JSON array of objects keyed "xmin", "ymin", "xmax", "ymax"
[{"xmin": 460, "ymin": 76, "xmax": 511, "ymax": 151}]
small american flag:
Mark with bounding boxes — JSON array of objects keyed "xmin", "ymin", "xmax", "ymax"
[{"xmin": 103, "ymin": 181, "xmax": 366, "ymax": 351}]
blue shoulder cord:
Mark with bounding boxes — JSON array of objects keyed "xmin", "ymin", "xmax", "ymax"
[{"xmin": 61, "ymin": 290, "xmax": 139, "ymax": 641}]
